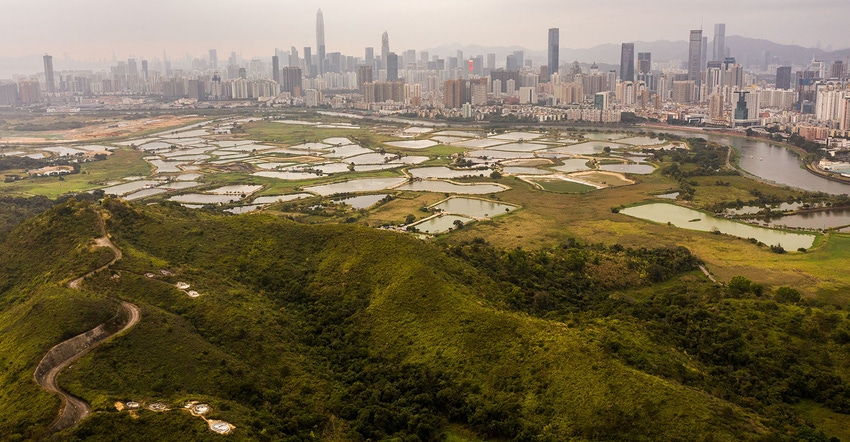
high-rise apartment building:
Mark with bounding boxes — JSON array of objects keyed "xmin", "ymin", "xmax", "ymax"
[
  {"xmin": 357, "ymin": 65, "xmax": 373, "ymax": 92},
  {"xmin": 841, "ymin": 97, "xmax": 850, "ymax": 130},
  {"xmin": 281, "ymin": 66, "xmax": 302, "ymax": 96},
  {"xmin": 43, "ymin": 54, "xmax": 55, "ymax": 95},
  {"xmin": 688, "ymin": 30, "xmax": 703, "ymax": 86},
  {"xmin": 444, "ymin": 78, "xmax": 487, "ymax": 108},
  {"xmin": 272, "ymin": 55, "xmax": 280, "ymax": 83},
  {"xmin": 0, "ymin": 82, "xmax": 18, "ymax": 106},
  {"xmin": 316, "ymin": 9, "xmax": 326, "ymax": 75},
  {"xmin": 490, "ymin": 69, "xmax": 521, "ymax": 93},
  {"xmin": 713, "ymin": 24, "xmax": 726, "ymax": 62},
  {"xmin": 733, "ymin": 90, "xmax": 759, "ymax": 125},
  {"xmin": 620, "ymin": 43, "xmax": 635, "ymax": 82},
  {"xmin": 19, "ymin": 80, "xmax": 41, "ymax": 104},
  {"xmin": 831, "ymin": 61, "xmax": 846, "ymax": 79},
  {"xmin": 547, "ymin": 28, "xmax": 559, "ymax": 82}
]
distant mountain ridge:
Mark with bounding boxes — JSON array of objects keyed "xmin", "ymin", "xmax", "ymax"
[{"xmin": 1, "ymin": 36, "xmax": 848, "ymax": 79}]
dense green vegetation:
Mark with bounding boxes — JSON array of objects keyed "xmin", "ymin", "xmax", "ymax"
[
  {"xmin": 0, "ymin": 198, "xmax": 121, "ymax": 441},
  {"xmin": 0, "ymin": 199, "xmax": 847, "ymax": 440},
  {"xmin": 0, "ymin": 195, "xmax": 55, "ymax": 237}
]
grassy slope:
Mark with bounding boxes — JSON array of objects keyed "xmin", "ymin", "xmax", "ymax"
[
  {"xmin": 47, "ymin": 201, "xmax": 769, "ymax": 440},
  {"xmin": 0, "ymin": 199, "xmax": 119, "ymax": 441},
  {"xmin": 312, "ymin": 227, "xmax": 767, "ymax": 440}
]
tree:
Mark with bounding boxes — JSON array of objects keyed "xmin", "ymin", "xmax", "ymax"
[
  {"xmin": 490, "ymin": 170, "xmax": 502, "ymax": 179},
  {"xmin": 775, "ymin": 286, "xmax": 802, "ymax": 304},
  {"xmin": 405, "ymin": 214, "xmax": 416, "ymax": 224},
  {"xmin": 453, "ymin": 219, "xmax": 464, "ymax": 230},
  {"xmin": 727, "ymin": 276, "xmax": 752, "ymax": 295}
]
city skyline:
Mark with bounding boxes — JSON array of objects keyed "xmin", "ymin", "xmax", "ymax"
[{"xmin": 1, "ymin": 0, "xmax": 849, "ymax": 62}]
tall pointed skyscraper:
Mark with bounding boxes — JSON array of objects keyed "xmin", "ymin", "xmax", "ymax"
[
  {"xmin": 381, "ymin": 31, "xmax": 390, "ymax": 70},
  {"xmin": 316, "ymin": 9, "xmax": 326, "ymax": 75}
]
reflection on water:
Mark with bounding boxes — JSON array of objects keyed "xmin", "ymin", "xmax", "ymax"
[
  {"xmin": 621, "ymin": 203, "xmax": 815, "ymax": 250},
  {"xmin": 767, "ymin": 208, "xmax": 850, "ymax": 229},
  {"xmin": 411, "ymin": 215, "xmax": 473, "ymax": 233},
  {"xmin": 432, "ymin": 197, "xmax": 516, "ymax": 218}
]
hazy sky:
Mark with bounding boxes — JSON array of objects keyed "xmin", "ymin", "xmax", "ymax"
[{"xmin": 2, "ymin": 0, "xmax": 848, "ymax": 60}]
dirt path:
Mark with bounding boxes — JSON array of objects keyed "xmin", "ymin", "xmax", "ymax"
[
  {"xmin": 699, "ymin": 264, "xmax": 719, "ymax": 284},
  {"xmin": 35, "ymin": 214, "xmax": 139, "ymax": 436},
  {"xmin": 34, "ymin": 302, "xmax": 141, "ymax": 433}
]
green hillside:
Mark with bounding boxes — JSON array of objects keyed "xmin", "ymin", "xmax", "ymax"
[{"xmin": 1, "ymin": 198, "xmax": 848, "ymax": 440}]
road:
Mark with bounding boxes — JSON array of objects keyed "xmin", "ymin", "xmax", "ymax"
[{"xmin": 34, "ymin": 215, "xmax": 139, "ymax": 436}]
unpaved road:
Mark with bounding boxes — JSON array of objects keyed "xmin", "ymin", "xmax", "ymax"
[
  {"xmin": 68, "ymin": 236, "xmax": 123, "ymax": 290},
  {"xmin": 34, "ymin": 302, "xmax": 141, "ymax": 433},
  {"xmin": 35, "ymin": 221, "xmax": 139, "ymax": 435}
]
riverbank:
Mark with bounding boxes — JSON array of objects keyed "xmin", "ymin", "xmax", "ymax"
[{"xmin": 642, "ymin": 123, "xmax": 850, "ymax": 189}]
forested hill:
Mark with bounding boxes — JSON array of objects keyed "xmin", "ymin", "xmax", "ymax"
[{"xmin": 0, "ymin": 198, "xmax": 848, "ymax": 441}]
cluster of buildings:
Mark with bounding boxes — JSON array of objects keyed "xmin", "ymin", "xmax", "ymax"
[{"xmin": 1, "ymin": 14, "xmax": 848, "ymax": 139}]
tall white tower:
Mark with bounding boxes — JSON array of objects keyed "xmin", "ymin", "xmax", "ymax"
[{"xmin": 316, "ymin": 9, "xmax": 326, "ymax": 75}]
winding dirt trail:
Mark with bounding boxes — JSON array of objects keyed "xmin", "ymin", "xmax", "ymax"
[{"xmin": 33, "ymin": 213, "xmax": 139, "ymax": 436}]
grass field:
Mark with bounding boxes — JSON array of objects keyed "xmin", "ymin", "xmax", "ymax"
[
  {"xmin": 0, "ymin": 149, "xmax": 150, "ymax": 198},
  {"xmin": 528, "ymin": 178, "xmax": 597, "ymax": 193}
]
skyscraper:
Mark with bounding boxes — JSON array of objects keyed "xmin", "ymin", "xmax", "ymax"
[
  {"xmin": 512, "ymin": 51, "xmax": 524, "ymax": 69},
  {"xmin": 365, "ymin": 47, "xmax": 374, "ymax": 68},
  {"xmin": 776, "ymin": 66, "xmax": 792, "ymax": 90},
  {"xmin": 547, "ymin": 28, "xmax": 559, "ymax": 82},
  {"xmin": 303, "ymin": 47, "xmax": 313, "ymax": 77},
  {"xmin": 316, "ymin": 9, "xmax": 325, "ymax": 76},
  {"xmin": 381, "ymin": 32, "xmax": 390, "ymax": 70},
  {"xmin": 637, "ymin": 52, "xmax": 651, "ymax": 74},
  {"xmin": 209, "ymin": 49, "xmax": 218, "ymax": 70},
  {"xmin": 831, "ymin": 61, "xmax": 846, "ymax": 79},
  {"xmin": 43, "ymin": 54, "xmax": 55, "ymax": 95},
  {"xmin": 386, "ymin": 52, "xmax": 398, "ymax": 81},
  {"xmin": 620, "ymin": 43, "xmax": 635, "ymax": 82},
  {"xmin": 713, "ymin": 24, "xmax": 726, "ymax": 62},
  {"xmin": 506, "ymin": 55, "xmax": 518, "ymax": 72},
  {"xmin": 272, "ymin": 55, "xmax": 280, "ymax": 83},
  {"xmin": 688, "ymin": 30, "xmax": 703, "ymax": 86}
]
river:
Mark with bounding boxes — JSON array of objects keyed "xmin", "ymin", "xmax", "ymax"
[{"xmin": 656, "ymin": 129, "xmax": 850, "ymax": 195}]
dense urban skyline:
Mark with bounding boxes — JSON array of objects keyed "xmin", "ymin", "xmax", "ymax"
[{"xmin": 1, "ymin": 0, "xmax": 849, "ymax": 62}]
